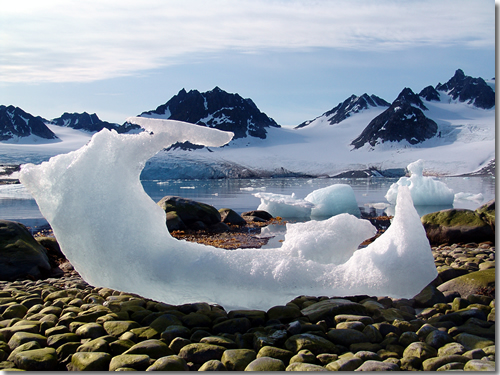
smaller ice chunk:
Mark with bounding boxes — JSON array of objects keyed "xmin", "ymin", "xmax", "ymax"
[
  {"xmin": 305, "ymin": 184, "xmax": 360, "ymax": 218},
  {"xmin": 281, "ymin": 214, "xmax": 376, "ymax": 264},
  {"xmin": 454, "ymin": 192, "xmax": 484, "ymax": 202},
  {"xmin": 253, "ymin": 192, "xmax": 314, "ymax": 218},
  {"xmin": 385, "ymin": 159, "xmax": 454, "ymax": 206}
]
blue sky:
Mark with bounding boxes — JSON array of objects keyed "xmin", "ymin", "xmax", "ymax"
[{"xmin": 0, "ymin": 0, "xmax": 495, "ymax": 126}]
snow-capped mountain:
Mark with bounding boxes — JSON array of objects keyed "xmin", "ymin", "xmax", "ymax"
[
  {"xmin": 51, "ymin": 112, "xmax": 122, "ymax": 133},
  {"xmin": 139, "ymin": 87, "xmax": 280, "ymax": 141},
  {"xmin": 0, "ymin": 69, "xmax": 495, "ymax": 178},
  {"xmin": 350, "ymin": 88, "xmax": 438, "ymax": 149},
  {"xmin": 0, "ymin": 105, "xmax": 57, "ymax": 142},
  {"xmin": 296, "ymin": 94, "xmax": 390, "ymax": 129}
]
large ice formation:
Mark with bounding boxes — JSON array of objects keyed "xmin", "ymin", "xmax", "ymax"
[
  {"xmin": 20, "ymin": 118, "xmax": 438, "ymax": 310},
  {"xmin": 253, "ymin": 192, "xmax": 314, "ymax": 218},
  {"xmin": 385, "ymin": 159, "xmax": 455, "ymax": 206},
  {"xmin": 305, "ymin": 184, "xmax": 360, "ymax": 218},
  {"xmin": 253, "ymin": 184, "xmax": 360, "ymax": 220}
]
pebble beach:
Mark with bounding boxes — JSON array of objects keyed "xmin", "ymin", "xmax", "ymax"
[{"xmin": 0, "ymin": 240, "xmax": 494, "ymax": 371}]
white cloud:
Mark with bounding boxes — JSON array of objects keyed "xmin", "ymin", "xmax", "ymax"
[{"xmin": 0, "ymin": 0, "xmax": 494, "ymax": 83}]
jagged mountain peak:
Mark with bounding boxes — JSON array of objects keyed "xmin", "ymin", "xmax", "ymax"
[
  {"xmin": 0, "ymin": 105, "xmax": 57, "ymax": 141},
  {"xmin": 393, "ymin": 87, "xmax": 428, "ymax": 110},
  {"xmin": 296, "ymin": 93, "xmax": 389, "ymax": 129},
  {"xmin": 435, "ymin": 69, "xmax": 495, "ymax": 109},
  {"xmin": 140, "ymin": 87, "xmax": 280, "ymax": 140},
  {"xmin": 51, "ymin": 112, "xmax": 121, "ymax": 132}
]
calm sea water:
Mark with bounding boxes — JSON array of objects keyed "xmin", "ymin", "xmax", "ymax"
[{"xmin": 0, "ymin": 176, "xmax": 495, "ymax": 232}]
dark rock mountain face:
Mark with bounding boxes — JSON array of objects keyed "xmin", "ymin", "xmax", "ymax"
[
  {"xmin": 140, "ymin": 87, "xmax": 280, "ymax": 140},
  {"xmin": 435, "ymin": 69, "xmax": 495, "ymax": 109},
  {"xmin": 0, "ymin": 105, "xmax": 57, "ymax": 141},
  {"xmin": 351, "ymin": 88, "xmax": 438, "ymax": 149},
  {"xmin": 419, "ymin": 86, "xmax": 441, "ymax": 102},
  {"xmin": 51, "ymin": 112, "xmax": 120, "ymax": 132},
  {"xmin": 296, "ymin": 94, "xmax": 389, "ymax": 129}
]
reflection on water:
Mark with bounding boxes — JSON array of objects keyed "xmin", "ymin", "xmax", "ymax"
[{"xmin": 0, "ymin": 176, "xmax": 495, "ymax": 232}]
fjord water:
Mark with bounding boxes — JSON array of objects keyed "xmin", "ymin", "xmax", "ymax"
[{"xmin": 0, "ymin": 176, "xmax": 494, "ymax": 232}]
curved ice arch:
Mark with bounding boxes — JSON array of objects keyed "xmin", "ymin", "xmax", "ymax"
[{"xmin": 20, "ymin": 118, "xmax": 437, "ymax": 310}]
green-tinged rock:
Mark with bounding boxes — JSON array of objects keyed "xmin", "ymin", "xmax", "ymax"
[
  {"xmin": 422, "ymin": 208, "xmax": 495, "ymax": 245},
  {"xmin": 200, "ymin": 335, "xmax": 237, "ymax": 349},
  {"xmin": 355, "ymin": 360, "xmax": 400, "ymax": 371},
  {"xmin": 109, "ymin": 354, "xmax": 152, "ymax": 371},
  {"xmin": 221, "ymin": 349, "xmax": 257, "ymax": 371},
  {"xmin": 13, "ymin": 347, "xmax": 57, "ymax": 371},
  {"xmin": 75, "ymin": 322, "xmax": 107, "ymax": 339},
  {"xmin": 0, "ymin": 324, "xmax": 39, "ymax": 342},
  {"xmin": 7, "ymin": 341, "xmax": 42, "ymax": 362},
  {"xmin": 289, "ymin": 349, "xmax": 316, "ymax": 364},
  {"xmin": 177, "ymin": 343, "xmax": 226, "ymax": 365},
  {"xmin": 0, "ymin": 220, "xmax": 51, "ymax": 281},
  {"xmin": 103, "ymin": 320, "xmax": 140, "ymax": 337},
  {"xmin": 46, "ymin": 332, "xmax": 80, "ymax": 349},
  {"xmin": 438, "ymin": 342, "xmax": 466, "ymax": 357},
  {"xmin": 454, "ymin": 333, "xmax": 495, "ymax": 350},
  {"xmin": 56, "ymin": 342, "xmax": 81, "ymax": 362},
  {"xmin": 425, "ymin": 329, "xmax": 454, "ymax": 349},
  {"xmin": 475, "ymin": 199, "xmax": 495, "ymax": 229},
  {"xmin": 437, "ymin": 269, "xmax": 495, "ymax": 298},
  {"xmin": 267, "ymin": 305, "xmax": 301, "ymax": 323},
  {"xmin": 300, "ymin": 299, "xmax": 366, "ymax": 325},
  {"xmin": 286, "ymin": 362, "xmax": 329, "ymax": 371},
  {"xmin": 67, "ymin": 351, "xmax": 111, "ymax": 371},
  {"xmin": 244, "ymin": 356, "xmax": 286, "ymax": 371},
  {"xmin": 123, "ymin": 339, "xmax": 173, "ymax": 359},
  {"xmin": 198, "ymin": 359, "xmax": 226, "ymax": 371},
  {"xmin": 413, "ymin": 284, "xmax": 446, "ymax": 307},
  {"xmin": 285, "ymin": 333, "xmax": 338, "ymax": 355},
  {"xmin": 402, "ymin": 342, "xmax": 437, "ymax": 361},
  {"xmin": 77, "ymin": 337, "xmax": 110, "ymax": 353},
  {"xmin": 146, "ymin": 355, "xmax": 189, "ymax": 371},
  {"xmin": 2, "ymin": 304, "xmax": 28, "ymax": 320},
  {"xmin": 464, "ymin": 359, "xmax": 496, "ymax": 371},
  {"xmin": 8, "ymin": 331, "xmax": 46, "ymax": 350},
  {"xmin": 422, "ymin": 355, "xmax": 468, "ymax": 371},
  {"xmin": 256, "ymin": 346, "xmax": 293, "ymax": 365},
  {"xmin": 158, "ymin": 196, "xmax": 221, "ymax": 228},
  {"xmin": 400, "ymin": 356, "xmax": 422, "ymax": 371},
  {"xmin": 325, "ymin": 356, "xmax": 363, "ymax": 371}
]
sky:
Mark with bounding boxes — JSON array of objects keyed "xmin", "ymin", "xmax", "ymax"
[{"xmin": 0, "ymin": 0, "xmax": 495, "ymax": 127}]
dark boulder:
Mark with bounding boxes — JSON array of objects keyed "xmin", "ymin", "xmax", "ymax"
[
  {"xmin": 421, "ymin": 208, "xmax": 495, "ymax": 245},
  {"xmin": 0, "ymin": 220, "xmax": 51, "ymax": 280},
  {"xmin": 157, "ymin": 196, "xmax": 221, "ymax": 231},
  {"xmin": 219, "ymin": 208, "xmax": 246, "ymax": 226}
]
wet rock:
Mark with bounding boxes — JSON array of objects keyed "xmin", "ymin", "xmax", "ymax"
[
  {"xmin": 286, "ymin": 362, "xmax": 329, "ymax": 371},
  {"xmin": 221, "ymin": 348, "xmax": 256, "ymax": 371},
  {"xmin": 437, "ymin": 268, "xmax": 495, "ymax": 298},
  {"xmin": 122, "ymin": 338, "xmax": 173, "ymax": 359},
  {"xmin": 300, "ymin": 299, "xmax": 366, "ymax": 326},
  {"xmin": 67, "ymin": 351, "xmax": 112, "ymax": 371},
  {"xmin": 402, "ymin": 342, "xmax": 438, "ymax": 361},
  {"xmin": 158, "ymin": 196, "xmax": 222, "ymax": 230},
  {"xmin": 219, "ymin": 208, "xmax": 247, "ymax": 226},
  {"xmin": 421, "ymin": 355, "xmax": 468, "ymax": 371},
  {"xmin": 256, "ymin": 345, "xmax": 293, "ymax": 364},
  {"xmin": 146, "ymin": 355, "xmax": 189, "ymax": 371},
  {"xmin": 453, "ymin": 332, "xmax": 495, "ymax": 350},
  {"xmin": 327, "ymin": 328, "xmax": 369, "ymax": 346},
  {"xmin": 244, "ymin": 356, "xmax": 285, "ymax": 371},
  {"xmin": 356, "ymin": 360, "xmax": 400, "ymax": 371},
  {"xmin": 108, "ymin": 354, "xmax": 152, "ymax": 371},
  {"xmin": 177, "ymin": 343, "xmax": 226, "ymax": 364},
  {"xmin": 325, "ymin": 356, "xmax": 363, "ymax": 371},
  {"xmin": 464, "ymin": 359, "xmax": 496, "ymax": 371},
  {"xmin": 8, "ymin": 331, "xmax": 47, "ymax": 350},
  {"xmin": 13, "ymin": 347, "xmax": 58, "ymax": 371},
  {"xmin": 285, "ymin": 333, "xmax": 338, "ymax": 355}
]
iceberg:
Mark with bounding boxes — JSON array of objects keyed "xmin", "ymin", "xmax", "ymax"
[
  {"xmin": 305, "ymin": 184, "xmax": 360, "ymax": 218},
  {"xmin": 20, "ymin": 118, "xmax": 437, "ymax": 310},
  {"xmin": 253, "ymin": 192, "xmax": 314, "ymax": 218},
  {"xmin": 385, "ymin": 159, "xmax": 455, "ymax": 206}
]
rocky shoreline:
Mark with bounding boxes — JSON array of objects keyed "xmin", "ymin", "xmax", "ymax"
[{"xmin": 0, "ymin": 236, "xmax": 495, "ymax": 371}]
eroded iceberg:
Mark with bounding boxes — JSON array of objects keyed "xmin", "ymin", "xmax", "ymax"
[
  {"xmin": 385, "ymin": 159, "xmax": 455, "ymax": 206},
  {"xmin": 305, "ymin": 184, "xmax": 360, "ymax": 218},
  {"xmin": 20, "ymin": 118, "xmax": 438, "ymax": 310},
  {"xmin": 253, "ymin": 192, "xmax": 314, "ymax": 218}
]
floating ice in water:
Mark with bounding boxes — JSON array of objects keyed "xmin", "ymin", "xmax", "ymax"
[
  {"xmin": 385, "ymin": 159, "xmax": 454, "ymax": 206},
  {"xmin": 305, "ymin": 184, "xmax": 360, "ymax": 218},
  {"xmin": 20, "ymin": 118, "xmax": 438, "ymax": 310},
  {"xmin": 365, "ymin": 202, "xmax": 391, "ymax": 210},
  {"xmin": 253, "ymin": 192, "xmax": 314, "ymax": 218},
  {"xmin": 454, "ymin": 192, "xmax": 484, "ymax": 202}
]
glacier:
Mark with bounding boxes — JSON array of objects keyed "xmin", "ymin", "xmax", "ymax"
[{"xmin": 20, "ymin": 117, "xmax": 437, "ymax": 310}]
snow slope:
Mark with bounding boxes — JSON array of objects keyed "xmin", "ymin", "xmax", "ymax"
[
  {"xmin": 0, "ymin": 90, "xmax": 494, "ymax": 178},
  {"xmin": 140, "ymin": 92, "xmax": 495, "ymax": 179}
]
